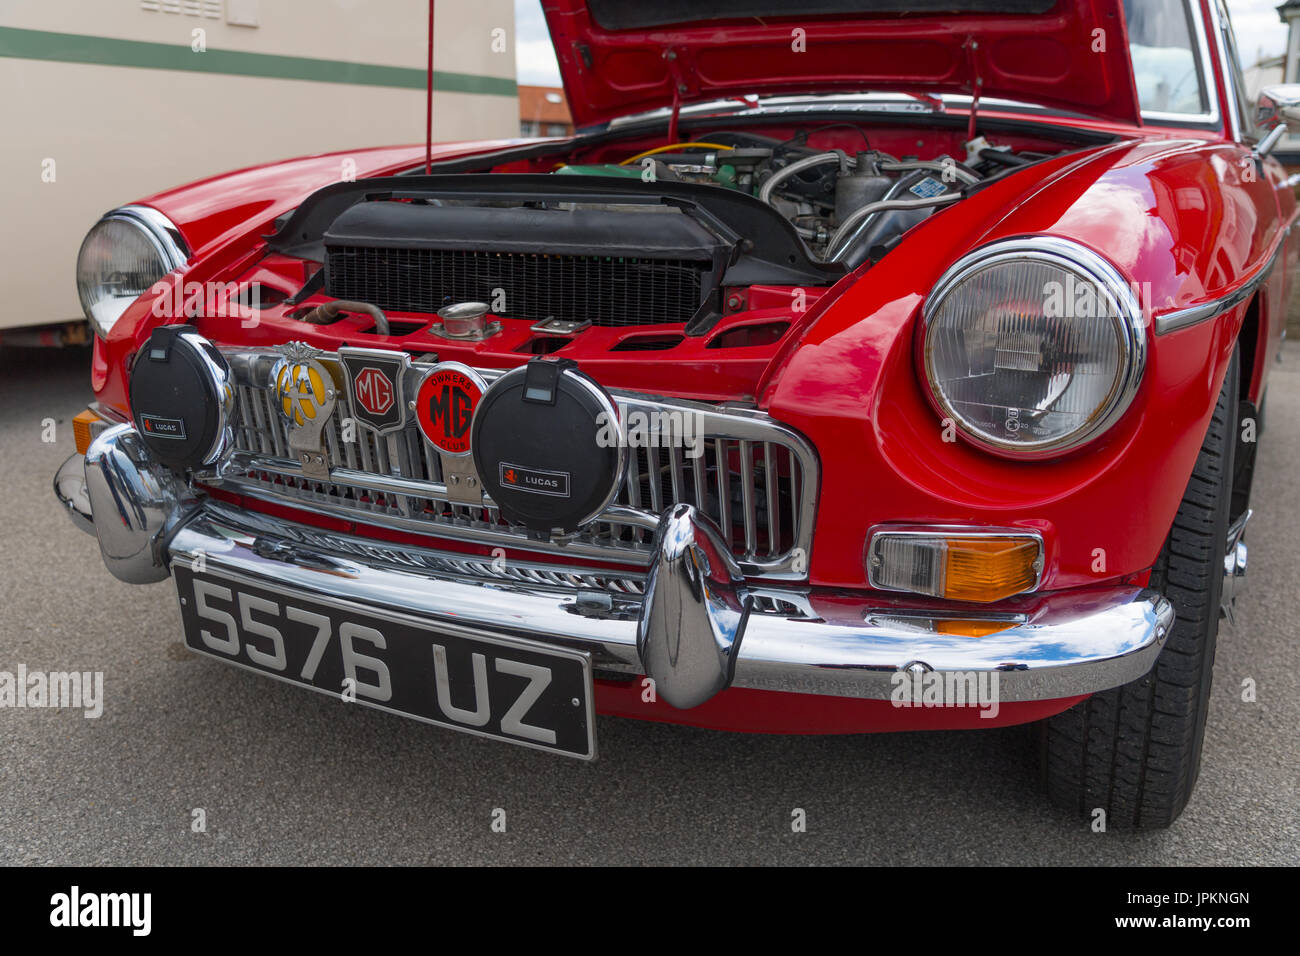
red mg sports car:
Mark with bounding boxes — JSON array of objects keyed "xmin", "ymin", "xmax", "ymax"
[{"xmin": 55, "ymin": 0, "xmax": 1299, "ymax": 828}]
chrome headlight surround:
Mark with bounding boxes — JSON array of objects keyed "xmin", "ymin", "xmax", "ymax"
[
  {"xmin": 921, "ymin": 236, "xmax": 1146, "ymax": 459},
  {"xmin": 76, "ymin": 205, "xmax": 189, "ymax": 339}
]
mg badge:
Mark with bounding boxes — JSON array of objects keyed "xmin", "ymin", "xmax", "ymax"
[
  {"xmin": 271, "ymin": 342, "xmax": 337, "ymax": 479},
  {"xmin": 414, "ymin": 362, "xmax": 486, "ymax": 457},
  {"xmin": 339, "ymin": 347, "xmax": 410, "ymax": 436}
]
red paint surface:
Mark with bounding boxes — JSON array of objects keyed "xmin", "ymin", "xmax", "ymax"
[
  {"xmin": 594, "ymin": 679, "xmax": 1085, "ymax": 733},
  {"xmin": 541, "ymin": 0, "xmax": 1142, "ymax": 129}
]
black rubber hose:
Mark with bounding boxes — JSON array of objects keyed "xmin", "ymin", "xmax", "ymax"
[{"xmin": 300, "ymin": 300, "xmax": 390, "ymax": 335}]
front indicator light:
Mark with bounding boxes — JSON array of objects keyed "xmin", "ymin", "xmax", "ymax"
[
  {"xmin": 867, "ymin": 530, "xmax": 1043, "ymax": 603},
  {"xmin": 933, "ymin": 618, "xmax": 1019, "ymax": 638},
  {"xmin": 73, "ymin": 409, "xmax": 103, "ymax": 456}
]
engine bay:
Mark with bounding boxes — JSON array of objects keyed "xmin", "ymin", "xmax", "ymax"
[
  {"xmin": 548, "ymin": 131, "xmax": 1054, "ymax": 268},
  {"xmin": 262, "ymin": 125, "xmax": 1081, "ymax": 343}
]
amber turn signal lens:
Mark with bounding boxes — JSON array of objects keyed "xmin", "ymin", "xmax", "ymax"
[
  {"xmin": 867, "ymin": 530, "xmax": 1042, "ymax": 603},
  {"xmin": 933, "ymin": 618, "xmax": 1019, "ymax": 638},
  {"xmin": 943, "ymin": 537, "xmax": 1041, "ymax": 603},
  {"xmin": 73, "ymin": 409, "xmax": 102, "ymax": 456}
]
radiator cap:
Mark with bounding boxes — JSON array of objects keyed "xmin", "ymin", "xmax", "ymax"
[{"xmin": 472, "ymin": 358, "xmax": 624, "ymax": 534}]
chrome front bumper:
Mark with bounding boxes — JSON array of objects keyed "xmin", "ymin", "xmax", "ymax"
[{"xmin": 56, "ymin": 425, "xmax": 1174, "ymax": 707}]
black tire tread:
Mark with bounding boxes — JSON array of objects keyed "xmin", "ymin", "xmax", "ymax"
[{"xmin": 1040, "ymin": 350, "xmax": 1238, "ymax": 829}]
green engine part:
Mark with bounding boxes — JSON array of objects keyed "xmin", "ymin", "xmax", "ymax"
[
  {"xmin": 554, "ymin": 161, "xmax": 751, "ymax": 193},
  {"xmin": 553, "ymin": 164, "xmax": 645, "ymax": 178}
]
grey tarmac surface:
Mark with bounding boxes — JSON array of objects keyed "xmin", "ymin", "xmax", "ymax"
[{"xmin": 1, "ymin": 343, "xmax": 1296, "ymax": 866}]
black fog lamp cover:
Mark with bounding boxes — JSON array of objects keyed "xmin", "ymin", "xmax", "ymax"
[
  {"xmin": 129, "ymin": 324, "xmax": 233, "ymax": 469},
  {"xmin": 472, "ymin": 358, "xmax": 625, "ymax": 534}
]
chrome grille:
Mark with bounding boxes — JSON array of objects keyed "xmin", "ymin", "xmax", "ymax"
[{"xmin": 216, "ymin": 350, "xmax": 818, "ymax": 579}]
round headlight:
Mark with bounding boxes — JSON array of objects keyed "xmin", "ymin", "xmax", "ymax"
[
  {"xmin": 76, "ymin": 206, "xmax": 188, "ymax": 338},
  {"xmin": 922, "ymin": 237, "xmax": 1145, "ymax": 458}
]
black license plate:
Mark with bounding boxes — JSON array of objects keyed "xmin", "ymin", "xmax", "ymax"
[{"xmin": 173, "ymin": 563, "xmax": 595, "ymax": 759}]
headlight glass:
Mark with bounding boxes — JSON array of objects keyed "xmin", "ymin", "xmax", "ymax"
[
  {"xmin": 923, "ymin": 238, "xmax": 1144, "ymax": 457},
  {"xmin": 76, "ymin": 209, "xmax": 184, "ymax": 338}
]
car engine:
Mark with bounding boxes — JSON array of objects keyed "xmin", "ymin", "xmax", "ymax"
[{"xmin": 266, "ymin": 133, "xmax": 1056, "ymax": 336}]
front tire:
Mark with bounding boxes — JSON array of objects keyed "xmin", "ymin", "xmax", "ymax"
[{"xmin": 1039, "ymin": 348, "xmax": 1240, "ymax": 829}]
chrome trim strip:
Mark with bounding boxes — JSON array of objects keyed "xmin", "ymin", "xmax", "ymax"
[
  {"xmin": 89, "ymin": 401, "xmax": 130, "ymax": 425},
  {"xmin": 1138, "ymin": 0, "xmax": 1222, "ymax": 129},
  {"xmin": 1153, "ymin": 237, "xmax": 1282, "ymax": 334},
  {"xmin": 217, "ymin": 453, "xmax": 662, "ymax": 566},
  {"xmin": 168, "ymin": 504, "xmax": 1173, "ymax": 703},
  {"xmin": 198, "ymin": 500, "xmax": 648, "ymax": 593},
  {"xmin": 1206, "ymin": 0, "xmax": 1244, "ymax": 142}
]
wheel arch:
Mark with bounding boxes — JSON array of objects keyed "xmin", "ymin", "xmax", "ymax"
[{"xmin": 1236, "ymin": 290, "xmax": 1265, "ymax": 404}]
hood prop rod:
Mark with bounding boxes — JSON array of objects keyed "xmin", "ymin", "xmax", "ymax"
[
  {"xmin": 425, "ymin": 0, "xmax": 435, "ymax": 174},
  {"xmin": 964, "ymin": 36, "xmax": 982, "ymax": 141},
  {"xmin": 663, "ymin": 47, "xmax": 685, "ymax": 145}
]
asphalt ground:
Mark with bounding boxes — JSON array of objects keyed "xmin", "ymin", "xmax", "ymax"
[{"xmin": 0, "ymin": 343, "xmax": 1296, "ymax": 865}]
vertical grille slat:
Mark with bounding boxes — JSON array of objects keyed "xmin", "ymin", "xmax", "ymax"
[
  {"xmin": 255, "ymin": 390, "xmax": 272, "ymax": 457},
  {"xmin": 715, "ymin": 438, "xmax": 733, "ymax": 550},
  {"xmin": 789, "ymin": 453, "xmax": 801, "ymax": 557},
  {"xmin": 356, "ymin": 429, "xmax": 376, "ymax": 478},
  {"xmin": 739, "ymin": 439, "xmax": 757, "ymax": 558},
  {"xmin": 323, "ymin": 414, "xmax": 347, "ymax": 501},
  {"xmin": 646, "ymin": 446, "xmax": 663, "ymax": 515},
  {"xmin": 764, "ymin": 442, "xmax": 779, "ymax": 557},
  {"xmin": 668, "ymin": 442, "xmax": 684, "ymax": 508},
  {"xmin": 691, "ymin": 443, "xmax": 709, "ymax": 522},
  {"xmin": 625, "ymin": 445, "xmax": 642, "ymax": 510},
  {"xmin": 262, "ymin": 389, "xmax": 287, "ymax": 459}
]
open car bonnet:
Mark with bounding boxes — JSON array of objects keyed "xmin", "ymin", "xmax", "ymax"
[{"xmin": 541, "ymin": 0, "xmax": 1142, "ymax": 129}]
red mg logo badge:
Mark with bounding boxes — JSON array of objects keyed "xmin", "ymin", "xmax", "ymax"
[
  {"xmin": 354, "ymin": 367, "xmax": 394, "ymax": 415},
  {"xmin": 415, "ymin": 362, "xmax": 487, "ymax": 457},
  {"xmin": 338, "ymin": 347, "xmax": 409, "ymax": 436}
]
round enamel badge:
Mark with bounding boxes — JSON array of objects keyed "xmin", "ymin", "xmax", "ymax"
[{"xmin": 414, "ymin": 363, "xmax": 486, "ymax": 456}]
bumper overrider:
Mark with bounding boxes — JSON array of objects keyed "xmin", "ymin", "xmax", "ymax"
[{"xmin": 56, "ymin": 422, "xmax": 1173, "ymax": 708}]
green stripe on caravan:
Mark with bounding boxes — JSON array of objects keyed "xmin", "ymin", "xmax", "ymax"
[{"xmin": 0, "ymin": 26, "xmax": 517, "ymax": 95}]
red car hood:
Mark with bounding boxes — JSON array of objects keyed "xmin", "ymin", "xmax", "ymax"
[{"xmin": 542, "ymin": 0, "xmax": 1141, "ymax": 129}]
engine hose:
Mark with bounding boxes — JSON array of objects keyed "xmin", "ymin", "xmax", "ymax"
[
  {"xmin": 825, "ymin": 193, "xmax": 963, "ymax": 262},
  {"xmin": 300, "ymin": 299, "xmax": 390, "ymax": 335},
  {"xmin": 619, "ymin": 141, "xmax": 735, "ymax": 165},
  {"xmin": 979, "ymin": 148, "xmax": 1032, "ymax": 168},
  {"xmin": 758, "ymin": 151, "xmax": 849, "ymax": 206},
  {"xmin": 879, "ymin": 159, "xmax": 981, "ymax": 185}
]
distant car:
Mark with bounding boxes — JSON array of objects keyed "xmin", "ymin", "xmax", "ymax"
[{"xmin": 55, "ymin": 0, "xmax": 1297, "ymax": 828}]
